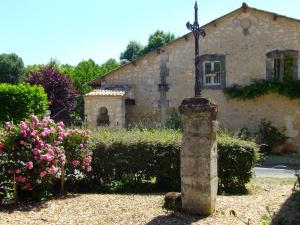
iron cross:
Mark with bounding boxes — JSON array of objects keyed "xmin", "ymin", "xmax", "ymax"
[{"xmin": 186, "ymin": 1, "xmax": 206, "ymax": 97}]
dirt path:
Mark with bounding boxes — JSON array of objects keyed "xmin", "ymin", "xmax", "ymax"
[{"xmin": 0, "ymin": 178, "xmax": 297, "ymax": 225}]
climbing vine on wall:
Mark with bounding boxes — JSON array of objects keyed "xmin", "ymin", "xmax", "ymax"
[{"xmin": 224, "ymin": 79, "xmax": 300, "ymax": 100}]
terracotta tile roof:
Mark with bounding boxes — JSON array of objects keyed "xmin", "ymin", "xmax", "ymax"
[{"xmin": 85, "ymin": 89, "xmax": 126, "ymax": 96}]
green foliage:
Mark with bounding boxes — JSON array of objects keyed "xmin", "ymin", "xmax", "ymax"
[
  {"xmin": 142, "ymin": 30, "xmax": 175, "ymax": 55},
  {"xmin": 120, "ymin": 41, "xmax": 144, "ymax": 62},
  {"xmin": 0, "ymin": 53, "xmax": 24, "ymax": 84},
  {"xmin": 237, "ymin": 126, "xmax": 251, "ymax": 141},
  {"xmin": 120, "ymin": 30, "xmax": 176, "ymax": 61},
  {"xmin": 0, "ymin": 83, "xmax": 47, "ymax": 123},
  {"xmin": 218, "ymin": 132, "xmax": 259, "ymax": 194},
  {"xmin": 258, "ymin": 119, "xmax": 288, "ymax": 153},
  {"xmin": 24, "ymin": 58, "xmax": 120, "ymax": 122},
  {"xmin": 82, "ymin": 129, "xmax": 258, "ymax": 194},
  {"xmin": 165, "ymin": 108, "xmax": 182, "ymax": 130},
  {"xmin": 293, "ymin": 170, "xmax": 300, "ymax": 192},
  {"xmin": 69, "ymin": 58, "xmax": 120, "ymax": 120},
  {"xmin": 224, "ymin": 79, "xmax": 300, "ymax": 100},
  {"xmin": 87, "ymin": 128, "xmax": 181, "ymax": 192}
]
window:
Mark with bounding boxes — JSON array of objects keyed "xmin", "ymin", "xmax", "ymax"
[
  {"xmin": 199, "ymin": 54, "xmax": 226, "ymax": 89},
  {"xmin": 97, "ymin": 107, "xmax": 110, "ymax": 126},
  {"xmin": 273, "ymin": 58, "xmax": 280, "ymax": 81},
  {"xmin": 267, "ymin": 50, "xmax": 298, "ymax": 82},
  {"xmin": 204, "ymin": 61, "xmax": 221, "ymax": 85}
]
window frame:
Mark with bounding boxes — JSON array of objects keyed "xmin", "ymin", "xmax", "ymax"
[
  {"xmin": 203, "ymin": 61, "xmax": 222, "ymax": 86},
  {"xmin": 199, "ymin": 54, "xmax": 226, "ymax": 89},
  {"xmin": 266, "ymin": 50, "xmax": 299, "ymax": 82}
]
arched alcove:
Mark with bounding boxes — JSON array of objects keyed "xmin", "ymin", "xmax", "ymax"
[{"xmin": 97, "ymin": 107, "xmax": 110, "ymax": 126}]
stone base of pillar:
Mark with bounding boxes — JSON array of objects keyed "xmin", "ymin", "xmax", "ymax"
[{"xmin": 179, "ymin": 97, "xmax": 218, "ymax": 216}]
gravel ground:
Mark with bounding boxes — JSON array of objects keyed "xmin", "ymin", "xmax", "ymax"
[{"xmin": 0, "ymin": 178, "xmax": 297, "ymax": 225}]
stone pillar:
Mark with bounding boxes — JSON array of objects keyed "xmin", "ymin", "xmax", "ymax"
[{"xmin": 179, "ymin": 97, "xmax": 218, "ymax": 215}]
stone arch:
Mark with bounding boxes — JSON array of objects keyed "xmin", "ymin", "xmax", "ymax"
[{"xmin": 97, "ymin": 107, "xmax": 110, "ymax": 126}]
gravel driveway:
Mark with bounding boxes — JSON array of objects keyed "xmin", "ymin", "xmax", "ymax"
[{"xmin": 0, "ymin": 178, "xmax": 297, "ymax": 225}]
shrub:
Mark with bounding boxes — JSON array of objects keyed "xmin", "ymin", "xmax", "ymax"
[
  {"xmin": 24, "ymin": 65, "xmax": 78, "ymax": 123},
  {"xmin": 85, "ymin": 128, "xmax": 258, "ymax": 194},
  {"xmin": 218, "ymin": 132, "xmax": 259, "ymax": 194},
  {"xmin": 0, "ymin": 116, "xmax": 91, "ymax": 201},
  {"xmin": 0, "ymin": 83, "xmax": 47, "ymax": 123},
  {"xmin": 87, "ymin": 129, "xmax": 181, "ymax": 193},
  {"xmin": 258, "ymin": 119, "xmax": 288, "ymax": 153},
  {"xmin": 165, "ymin": 108, "xmax": 182, "ymax": 130},
  {"xmin": 237, "ymin": 126, "xmax": 251, "ymax": 141}
]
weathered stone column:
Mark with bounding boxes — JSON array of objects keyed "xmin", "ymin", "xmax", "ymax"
[{"xmin": 179, "ymin": 97, "xmax": 218, "ymax": 215}]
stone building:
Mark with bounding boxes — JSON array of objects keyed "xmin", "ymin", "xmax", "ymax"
[{"xmin": 84, "ymin": 3, "xmax": 300, "ymax": 152}]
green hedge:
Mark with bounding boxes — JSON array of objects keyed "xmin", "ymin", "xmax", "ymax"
[
  {"xmin": 79, "ymin": 129, "xmax": 259, "ymax": 194},
  {"xmin": 0, "ymin": 83, "xmax": 48, "ymax": 123},
  {"xmin": 218, "ymin": 132, "xmax": 259, "ymax": 193}
]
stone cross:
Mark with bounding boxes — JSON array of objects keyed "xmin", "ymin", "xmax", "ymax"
[{"xmin": 179, "ymin": 97, "xmax": 218, "ymax": 215}]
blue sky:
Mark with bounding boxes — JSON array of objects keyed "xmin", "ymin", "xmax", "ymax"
[{"xmin": 0, "ymin": 0, "xmax": 299, "ymax": 66}]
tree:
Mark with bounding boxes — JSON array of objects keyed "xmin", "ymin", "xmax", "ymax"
[
  {"xmin": 143, "ymin": 30, "xmax": 175, "ymax": 55},
  {"xmin": 0, "ymin": 53, "xmax": 24, "ymax": 84},
  {"xmin": 25, "ymin": 65, "xmax": 78, "ymax": 123},
  {"xmin": 69, "ymin": 59, "xmax": 120, "ymax": 120},
  {"xmin": 100, "ymin": 58, "xmax": 120, "ymax": 74},
  {"xmin": 120, "ymin": 41, "xmax": 144, "ymax": 61}
]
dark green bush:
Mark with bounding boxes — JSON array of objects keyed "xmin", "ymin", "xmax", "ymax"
[
  {"xmin": 83, "ymin": 129, "xmax": 258, "ymax": 194},
  {"xmin": 0, "ymin": 83, "xmax": 48, "ymax": 123},
  {"xmin": 258, "ymin": 119, "xmax": 288, "ymax": 153},
  {"xmin": 218, "ymin": 132, "xmax": 259, "ymax": 194},
  {"xmin": 86, "ymin": 129, "xmax": 181, "ymax": 193},
  {"xmin": 165, "ymin": 108, "xmax": 182, "ymax": 130}
]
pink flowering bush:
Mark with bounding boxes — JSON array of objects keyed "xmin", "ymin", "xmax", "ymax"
[{"xmin": 0, "ymin": 115, "xmax": 91, "ymax": 200}]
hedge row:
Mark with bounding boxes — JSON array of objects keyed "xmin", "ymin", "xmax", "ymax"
[
  {"xmin": 72, "ymin": 129, "xmax": 259, "ymax": 194},
  {"xmin": 0, "ymin": 83, "xmax": 48, "ymax": 123}
]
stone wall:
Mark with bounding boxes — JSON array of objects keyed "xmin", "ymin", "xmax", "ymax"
[{"xmin": 93, "ymin": 7, "xmax": 300, "ymax": 151}]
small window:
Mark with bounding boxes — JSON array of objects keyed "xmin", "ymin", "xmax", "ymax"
[
  {"xmin": 97, "ymin": 107, "xmax": 110, "ymax": 126},
  {"xmin": 203, "ymin": 61, "xmax": 221, "ymax": 85}
]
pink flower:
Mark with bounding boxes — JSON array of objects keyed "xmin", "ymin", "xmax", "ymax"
[
  {"xmin": 21, "ymin": 184, "xmax": 32, "ymax": 191},
  {"xmin": 32, "ymin": 148, "xmax": 41, "ymax": 156},
  {"xmin": 57, "ymin": 121, "xmax": 65, "ymax": 128},
  {"xmin": 80, "ymin": 143, "xmax": 84, "ymax": 148},
  {"xmin": 29, "ymin": 128, "xmax": 36, "ymax": 137},
  {"xmin": 40, "ymin": 132, "xmax": 47, "ymax": 137},
  {"xmin": 19, "ymin": 140, "xmax": 25, "ymax": 145},
  {"xmin": 0, "ymin": 143, "xmax": 4, "ymax": 154},
  {"xmin": 42, "ymin": 119, "xmax": 49, "ymax": 126},
  {"xmin": 16, "ymin": 176, "xmax": 26, "ymax": 183},
  {"xmin": 15, "ymin": 169, "xmax": 21, "ymax": 174},
  {"xmin": 30, "ymin": 115, "xmax": 39, "ymax": 124},
  {"xmin": 58, "ymin": 136, "xmax": 63, "ymax": 142},
  {"xmin": 83, "ymin": 157, "xmax": 92, "ymax": 165},
  {"xmin": 40, "ymin": 154, "xmax": 54, "ymax": 162},
  {"xmin": 47, "ymin": 148, "xmax": 54, "ymax": 155},
  {"xmin": 72, "ymin": 160, "xmax": 80, "ymax": 167},
  {"xmin": 40, "ymin": 171, "xmax": 47, "ymax": 177},
  {"xmin": 49, "ymin": 166, "xmax": 58, "ymax": 176},
  {"xmin": 86, "ymin": 166, "xmax": 92, "ymax": 172},
  {"xmin": 19, "ymin": 121, "xmax": 27, "ymax": 131},
  {"xmin": 4, "ymin": 122, "xmax": 12, "ymax": 131},
  {"xmin": 61, "ymin": 154, "xmax": 66, "ymax": 162},
  {"xmin": 26, "ymin": 161, "xmax": 33, "ymax": 170}
]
